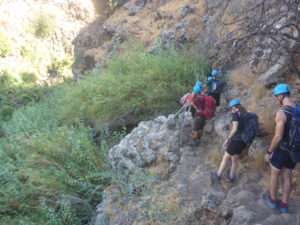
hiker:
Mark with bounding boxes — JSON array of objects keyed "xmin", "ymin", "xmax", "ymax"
[
  {"xmin": 211, "ymin": 70, "xmax": 221, "ymax": 107},
  {"xmin": 211, "ymin": 99, "xmax": 247, "ymax": 182},
  {"xmin": 180, "ymin": 82, "xmax": 203, "ymax": 118},
  {"xmin": 187, "ymin": 85, "xmax": 206, "ymax": 146},
  {"xmin": 262, "ymin": 84, "xmax": 297, "ymax": 213},
  {"xmin": 204, "ymin": 76, "xmax": 213, "ymax": 95}
]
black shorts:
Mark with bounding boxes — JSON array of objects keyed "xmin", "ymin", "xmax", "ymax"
[
  {"xmin": 226, "ymin": 140, "xmax": 246, "ymax": 155},
  {"xmin": 193, "ymin": 116, "xmax": 206, "ymax": 131},
  {"xmin": 270, "ymin": 147, "xmax": 296, "ymax": 170}
]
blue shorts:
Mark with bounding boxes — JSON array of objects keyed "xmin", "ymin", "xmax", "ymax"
[{"xmin": 270, "ymin": 147, "xmax": 296, "ymax": 170}]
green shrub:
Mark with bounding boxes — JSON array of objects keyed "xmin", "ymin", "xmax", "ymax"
[
  {"xmin": 0, "ymin": 32, "xmax": 12, "ymax": 57},
  {"xmin": 0, "ymin": 85, "xmax": 125, "ymax": 224},
  {"xmin": 47, "ymin": 55, "xmax": 73, "ymax": 77},
  {"xmin": 21, "ymin": 71, "xmax": 38, "ymax": 83},
  {"xmin": 61, "ymin": 44, "xmax": 209, "ymax": 128},
  {"xmin": 31, "ymin": 12, "xmax": 57, "ymax": 39}
]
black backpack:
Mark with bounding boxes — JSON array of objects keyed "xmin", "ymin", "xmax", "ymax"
[
  {"xmin": 280, "ymin": 104, "xmax": 300, "ymax": 163},
  {"xmin": 239, "ymin": 112, "xmax": 259, "ymax": 144}
]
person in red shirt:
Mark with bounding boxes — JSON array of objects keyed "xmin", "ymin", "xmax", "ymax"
[{"xmin": 187, "ymin": 85, "xmax": 206, "ymax": 147}]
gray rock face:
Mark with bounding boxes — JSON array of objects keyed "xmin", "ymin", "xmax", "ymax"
[
  {"xmin": 109, "ymin": 114, "xmax": 184, "ymax": 173},
  {"xmin": 128, "ymin": 6, "xmax": 143, "ymax": 16},
  {"xmin": 229, "ymin": 206, "xmax": 255, "ymax": 225},
  {"xmin": 214, "ymin": 111, "xmax": 232, "ymax": 139},
  {"xmin": 181, "ymin": 5, "xmax": 196, "ymax": 18},
  {"xmin": 248, "ymin": 138, "xmax": 270, "ymax": 159},
  {"xmin": 201, "ymin": 189, "xmax": 226, "ymax": 213},
  {"xmin": 123, "ymin": 2, "xmax": 131, "ymax": 9},
  {"xmin": 257, "ymin": 57, "xmax": 288, "ymax": 87}
]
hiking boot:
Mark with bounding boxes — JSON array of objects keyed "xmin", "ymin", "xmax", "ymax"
[
  {"xmin": 210, "ymin": 172, "xmax": 221, "ymax": 182},
  {"xmin": 261, "ymin": 194, "xmax": 277, "ymax": 209},
  {"xmin": 225, "ymin": 171, "xmax": 235, "ymax": 183},
  {"xmin": 279, "ymin": 201, "xmax": 288, "ymax": 213},
  {"xmin": 187, "ymin": 139, "xmax": 200, "ymax": 147},
  {"xmin": 187, "ymin": 139, "xmax": 196, "ymax": 147}
]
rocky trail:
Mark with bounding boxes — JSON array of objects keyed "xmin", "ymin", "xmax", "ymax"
[
  {"xmin": 171, "ymin": 112, "xmax": 300, "ymax": 225},
  {"xmin": 97, "ymin": 110, "xmax": 300, "ymax": 224}
]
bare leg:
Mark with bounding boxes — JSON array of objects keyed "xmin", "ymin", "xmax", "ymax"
[
  {"xmin": 193, "ymin": 131, "xmax": 198, "ymax": 139},
  {"xmin": 270, "ymin": 165, "xmax": 280, "ymax": 201},
  {"xmin": 282, "ymin": 168, "xmax": 292, "ymax": 204},
  {"xmin": 197, "ymin": 130, "xmax": 203, "ymax": 139},
  {"xmin": 218, "ymin": 152, "xmax": 231, "ymax": 175},
  {"xmin": 230, "ymin": 155, "xmax": 239, "ymax": 177}
]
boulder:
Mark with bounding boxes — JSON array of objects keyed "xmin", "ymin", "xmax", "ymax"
[
  {"xmin": 123, "ymin": 2, "xmax": 131, "ymax": 9},
  {"xmin": 201, "ymin": 188, "xmax": 226, "ymax": 213},
  {"xmin": 214, "ymin": 111, "xmax": 232, "ymax": 139},
  {"xmin": 109, "ymin": 114, "xmax": 183, "ymax": 173},
  {"xmin": 229, "ymin": 206, "xmax": 255, "ymax": 225},
  {"xmin": 257, "ymin": 57, "xmax": 288, "ymax": 87},
  {"xmin": 129, "ymin": 6, "xmax": 143, "ymax": 16},
  {"xmin": 248, "ymin": 138, "xmax": 270, "ymax": 159},
  {"xmin": 181, "ymin": 5, "xmax": 196, "ymax": 18}
]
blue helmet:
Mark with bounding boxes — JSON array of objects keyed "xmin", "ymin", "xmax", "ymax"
[
  {"xmin": 229, "ymin": 99, "xmax": 241, "ymax": 108},
  {"xmin": 208, "ymin": 76, "xmax": 213, "ymax": 81},
  {"xmin": 197, "ymin": 81, "xmax": 203, "ymax": 88},
  {"xmin": 212, "ymin": 70, "xmax": 218, "ymax": 76},
  {"xmin": 273, "ymin": 84, "xmax": 291, "ymax": 96},
  {"xmin": 193, "ymin": 85, "xmax": 201, "ymax": 94}
]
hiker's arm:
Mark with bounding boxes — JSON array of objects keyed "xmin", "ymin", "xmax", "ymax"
[
  {"xmin": 228, "ymin": 121, "xmax": 239, "ymax": 139},
  {"xmin": 188, "ymin": 101, "xmax": 195, "ymax": 107},
  {"xmin": 265, "ymin": 111, "xmax": 285, "ymax": 162},
  {"xmin": 225, "ymin": 121, "xmax": 238, "ymax": 145}
]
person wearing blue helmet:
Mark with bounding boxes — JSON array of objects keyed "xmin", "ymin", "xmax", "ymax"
[
  {"xmin": 211, "ymin": 70, "xmax": 221, "ymax": 106},
  {"xmin": 186, "ymin": 86, "xmax": 207, "ymax": 147},
  {"xmin": 204, "ymin": 76, "xmax": 214, "ymax": 95},
  {"xmin": 262, "ymin": 84, "xmax": 296, "ymax": 213},
  {"xmin": 197, "ymin": 81, "xmax": 203, "ymax": 88},
  {"xmin": 211, "ymin": 99, "xmax": 247, "ymax": 182}
]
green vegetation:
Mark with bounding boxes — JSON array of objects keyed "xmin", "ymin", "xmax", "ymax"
[
  {"xmin": 0, "ymin": 44, "xmax": 209, "ymax": 224},
  {"xmin": 0, "ymin": 32, "xmax": 12, "ymax": 57},
  {"xmin": 31, "ymin": 12, "xmax": 57, "ymax": 39},
  {"xmin": 61, "ymin": 44, "xmax": 209, "ymax": 129}
]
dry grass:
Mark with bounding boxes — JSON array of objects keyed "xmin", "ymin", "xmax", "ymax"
[
  {"xmin": 229, "ymin": 64, "xmax": 256, "ymax": 90},
  {"xmin": 248, "ymin": 153, "xmax": 267, "ymax": 171},
  {"xmin": 146, "ymin": 155, "xmax": 170, "ymax": 178},
  {"xmin": 247, "ymin": 84, "xmax": 277, "ymax": 135},
  {"xmin": 209, "ymin": 144, "xmax": 224, "ymax": 167}
]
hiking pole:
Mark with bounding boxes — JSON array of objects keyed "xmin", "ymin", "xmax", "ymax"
[
  {"xmin": 173, "ymin": 105, "xmax": 186, "ymax": 118},
  {"xmin": 174, "ymin": 97, "xmax": 194, "ymax": 118},
  {"xmin": 180, "ymin": 107, "xmax": 190, "ymax": 147}
]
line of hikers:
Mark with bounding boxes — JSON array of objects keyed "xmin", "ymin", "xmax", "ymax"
[{"xmin": 181, "ymin": 70, "xmax": 300, "ymax": 214}]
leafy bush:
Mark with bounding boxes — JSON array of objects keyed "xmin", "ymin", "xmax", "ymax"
[
  {"xmin": 0, "ymin": 85, "xmax": 126, "ymax": 224},
  {"xmin": 47, "ymin": 55, "xmax": 73, "ymax": 77},
  {"xmin": 0, "ymin": 44, "xmax": 209, "ymax": 223},
  {"xmin": 61, "ymin": 44, "xmax": 209, "ymax": 129},
  {"xmin": 0, "ymin": 32, "xmax": 12, "ymax": 57},
  {"xmin": 31, "ymin": 12, "xmax": 57, "ymax": 39},
  {"xmin": 21, "ymin": 71, "xmax": 38, "ymax": 83}
]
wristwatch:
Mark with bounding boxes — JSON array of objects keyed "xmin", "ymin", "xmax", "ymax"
[{"xmin": 266, "ymin": 150, "xmax": 272, "ymax": 155}]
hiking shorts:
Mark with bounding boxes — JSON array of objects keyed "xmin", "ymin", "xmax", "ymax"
[
  {"xmin": 193, "ymin": 116, "xmax": 206, "ymax": 131},
  {"xmin": 226, "ymin": 140, "xmax": 246, "ymax": 155},
  {"xmin": 270, "ymin": 147, "xmax": 296, "ymax": 170}
]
